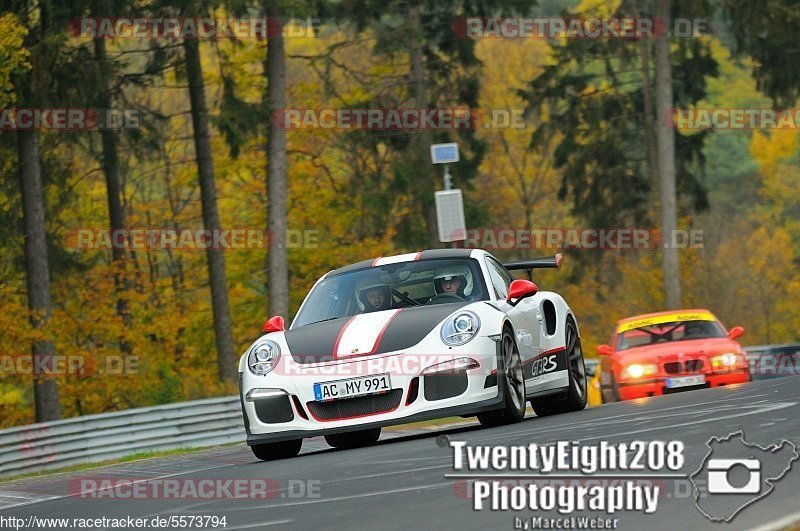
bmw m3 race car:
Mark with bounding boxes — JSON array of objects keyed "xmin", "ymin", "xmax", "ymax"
[
  {"xmin": 595, "ymin": 309, "xmax": 750, "ymax": 402},
  {"xmin": 239, "ymin": 249, "xmax": 587, "ymax": 460}
]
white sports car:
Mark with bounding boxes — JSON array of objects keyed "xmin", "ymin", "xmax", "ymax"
[{"xmin": 239, "ymin": 249, "xmax": 586, "ymax": 460}]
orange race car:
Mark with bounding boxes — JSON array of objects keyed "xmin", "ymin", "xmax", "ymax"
[{"xmin": 595, "ymin": 309, "xmax": 750, "ymax": 402}]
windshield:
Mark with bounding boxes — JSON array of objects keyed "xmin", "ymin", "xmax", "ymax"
[
  {"xmin": 292, "ymin": 258, "xmax": 488, "ymax": 328},
  {"xmin": 615, "ymin": 319, "xmax": 726, "ymax": 351}
]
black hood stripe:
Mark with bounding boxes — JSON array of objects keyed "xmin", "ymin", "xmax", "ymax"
[{"xmin": 286, "ymin": 303, "xmax": 467, "ymax": 365}]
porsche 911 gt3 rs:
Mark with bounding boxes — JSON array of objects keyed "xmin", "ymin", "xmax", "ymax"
[{"xmin": 239, "ymin": 249, "xmax": 587, "ymax": 460}]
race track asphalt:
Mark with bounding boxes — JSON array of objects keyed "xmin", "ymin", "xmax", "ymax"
[{"xmin": 2, "ymin": 376, "xmax": 799, "ymax": 530}]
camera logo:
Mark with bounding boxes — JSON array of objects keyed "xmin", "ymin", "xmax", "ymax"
[
  {"xmin": 707, "ymin": 459, "xmax": 760, "ymax": 494},
  {"xmin": 690, "ymin": 431, "xmax": 798, "ymax": 522}
]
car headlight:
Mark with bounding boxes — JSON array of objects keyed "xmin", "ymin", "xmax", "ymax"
[
  {"xmin": 711, "ymin": 353, "xmax": 739, "ymax": 369},
  {"xmin": 247, "ymin": 340, "xmax": 281, "ymax": 375},
  {"xmin": 441, "ymin": 311, "xmax": 480, "ymax": 346},
  {"xmin": 623, "ymin": 363, "xmax": 657, "ymax": 379}
]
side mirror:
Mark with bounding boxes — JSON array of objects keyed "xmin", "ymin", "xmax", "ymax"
[
  {"xmin": 506, "ymin": 279, "xmax": 538, "ymax": 306},
  {"xmin": 597, "ymin": 344, "xmax": 614, "ymax": 356},
  {"xmin": 263, "ymin": 316, "xmax": 286, "ymax": 333},
  {"xmin": 727, "ymin": 326, "xmax": 744, "ymax": 340}
]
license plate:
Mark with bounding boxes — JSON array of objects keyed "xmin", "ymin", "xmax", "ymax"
[
  {"xmin": 313, "ymin": 374, "xmax": 391, "ymax": 401},
  {"xmin": 665, "ymin": 374, "xmax": 706, "ymax": 388}
]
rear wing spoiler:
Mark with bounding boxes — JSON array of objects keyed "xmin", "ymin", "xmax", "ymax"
[{"xmin": 503, "ymin": 253, "xmax": 564, "ymax": 272}]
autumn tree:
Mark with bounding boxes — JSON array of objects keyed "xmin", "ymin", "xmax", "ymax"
[
  {"xmin": 181, "ymin": 3, "xmax": 237, "ymax": 382},
  {"xmin": 9, "ymin": 2, "xmax": 61, "ymax": 421}
]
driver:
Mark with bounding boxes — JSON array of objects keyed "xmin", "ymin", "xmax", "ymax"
[
  {"xmin": 683, "ymin": 320, "xmax": 711, "ymax": 338},
  {"xmin": 432, "ymin": 266, "xmax": 473, "ymax": 301},
  {"xmin": 357, "ymin": 282, "xmax": 393, "ymax": 313},
  {"xmin": 441, "ymin": 276, "xmax": 463, "ymax": 295}
]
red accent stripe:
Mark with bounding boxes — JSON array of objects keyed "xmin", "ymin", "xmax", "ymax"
[
  {"xmin": 365, "ymin": 309, "xmax": 402, "ymax": 355},
  {"xmin": 331, "ymin": 316, "xmax": 356, "ymax": 359},
  {"xmin": 371, "ymin": 257, "xmax": 381, "ymax": 267},
  {"xmin": 414, "ymin": 251, "xmax": 422, "ymax": 260},
  {"xmin": 405, "ymin": 378, "xmax": 419, "ymax": 406},
  {"xmin": 291, "ymin": 395, "xmax": 309, "ymax": 420}
]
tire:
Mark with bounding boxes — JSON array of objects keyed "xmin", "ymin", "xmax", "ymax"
[
  {"xmin": 325, "ymin": 428, "xmax": 381, "ymax": 449},
  {"xmin": 478, "ymin": 328, "xmax": 526, "ymax": 427},
  {"xmin": 251, "ymin": 439, "xmax": 303, "ymax": 461},
  {"xmin": 530, "ymin": 316, "xmax": 587, "ymax": 417}
]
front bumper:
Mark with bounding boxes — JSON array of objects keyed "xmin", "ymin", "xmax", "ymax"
[
  {"xmin": 617, "ymin": 370, "xmax": 750, "ymax": 400},
  {"xmin": 240, "ymin": 336, "xmax": 504, "ymax": 445}
]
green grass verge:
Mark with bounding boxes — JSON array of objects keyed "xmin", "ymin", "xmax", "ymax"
[{"xmin": 0, "ymin": 445, "xmax": 232, "ymax": 484}]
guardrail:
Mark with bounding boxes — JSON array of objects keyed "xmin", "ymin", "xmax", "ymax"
[{"xmin": 0, "ymin": 396, "xmax": 243, "ymax": 478}]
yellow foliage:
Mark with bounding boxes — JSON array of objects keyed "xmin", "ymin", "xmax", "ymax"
[{"xmin": 0, "ymin": 12, "xmax": 29, "ymax": 107}]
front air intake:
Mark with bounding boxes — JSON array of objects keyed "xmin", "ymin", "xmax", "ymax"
[
  {"xmin": 307, "ymin": 390, "xmax": 403, "ymax": 421},
  {"xmin": 424, "ymin": 370, "xmax": 469, "ymax": 401}
]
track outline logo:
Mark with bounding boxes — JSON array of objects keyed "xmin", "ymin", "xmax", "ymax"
[{"xmin": 689, "ymin": 430, "xmax": 799, "ymax": 522}]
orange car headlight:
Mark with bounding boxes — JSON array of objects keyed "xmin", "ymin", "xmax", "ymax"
[
  {"xmin": 711, "ymin": 353, "xmax": 739, "ymax": 369},
  {"xmin": 622, "ymin": 363, "xmax": 658, "ymax": 379}
]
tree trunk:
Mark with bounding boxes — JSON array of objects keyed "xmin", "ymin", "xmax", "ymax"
[
  {"xmin": 94, "ymin": 36, "xmax": 133, "ymax": 356},
  {"xmin": 183, "ymin": 38, "xmax": 236, "ymax": 383},
  {"xmin": 265, "ymin": 2, "xmax": 289, "ymax": 319},
  {"xmin": 639, "ymin": 38, "xmax": 660, "ymax": 207},
  {"xmin": 409, "ymin": 3, "xmax": 439, "ymax": 247},
  {"xmin": 18, "ymin": 130, "xmax": 61, "ymax": 421},
  {"xmin": 654, "ymin": 0, "xmax": 682, "ymax": 309}
]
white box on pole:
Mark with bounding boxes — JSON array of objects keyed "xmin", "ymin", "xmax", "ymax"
[{"xmin": 435, "ymin": 189, "xmax": 466, "ymax": 242}]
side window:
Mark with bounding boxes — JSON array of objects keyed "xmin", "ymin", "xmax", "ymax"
[{"xmin": 485, "ymin": 257, "xmax": 512, "ymax": 300}]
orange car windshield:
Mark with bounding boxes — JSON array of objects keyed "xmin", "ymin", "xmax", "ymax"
[{"xmin": 616, "ymin": 320, "xmax": 725, "ymax": 351}]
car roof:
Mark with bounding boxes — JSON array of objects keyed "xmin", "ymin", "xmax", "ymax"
[{"xmin": 328, "ymin": 249, "xmax": 477, "ymax": 276}]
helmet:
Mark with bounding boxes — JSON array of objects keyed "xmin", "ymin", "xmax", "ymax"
[
  {"xmin": 355, "ymin": 279, "xmax": 393, "ymax": 312},
  {"xmin": 433, "ymin": 265, "xmax": 473, "ymax": 297},
  {"xmin": 684, "ymin": 320, "xmax": 711, "ymax": 337}
]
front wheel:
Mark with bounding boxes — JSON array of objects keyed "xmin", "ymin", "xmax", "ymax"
[
  {"xmin": 251, "ymin": 439, "xmax": 303, "ymax": 461},
  {"xmin": 530, "ymin": 316, "xmax": 587, "ymax": 416},
  {"xmin": 478, "ymin": 329, "xmax": 526, "ymax": 427},
  {"xmin": 325, "ymin": 428, "xmax": 381, "ymax": 449}
]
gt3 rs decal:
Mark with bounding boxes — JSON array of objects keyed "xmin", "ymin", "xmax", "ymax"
[
  {"xmin": 285, "ymin": 303, "xmax": 464, "ymax": 365},
  {"xmin": 523, "ymin": 346, "xmax": 567, "ymax": 380}
]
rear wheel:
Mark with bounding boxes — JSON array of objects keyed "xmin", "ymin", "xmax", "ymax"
[
  {"xmin": 251, "ymin": 439, "xmax": 303, "ymax": 461},
  {"xmin": 530, "ymin": 317, "xmax": 587, "ymax": 416},
  {"xmin": 325, "ymin": 428, "xmax": 381, "ymax": 449},
  {"xmin": 478, "ymin": 329, "xmax": 526, "ymax": 427}
]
